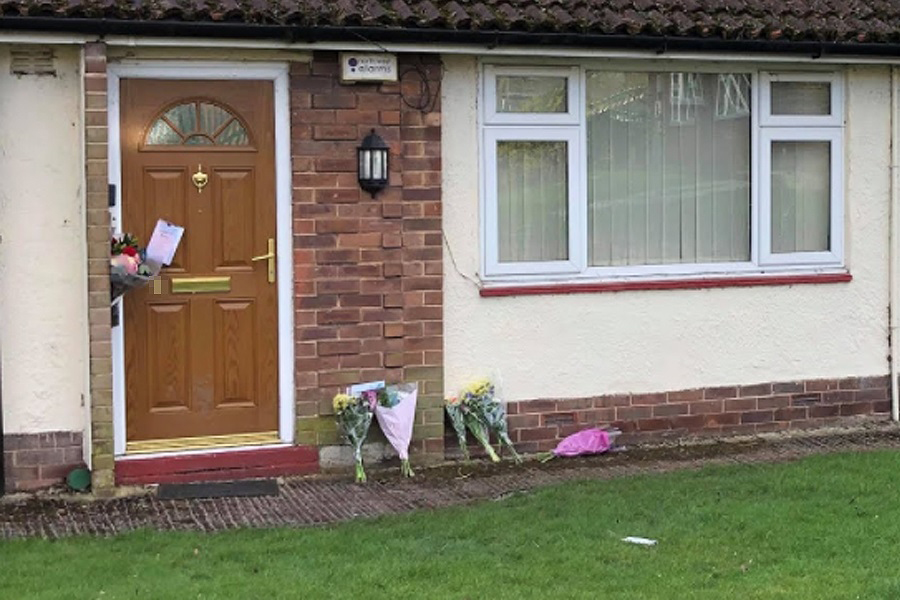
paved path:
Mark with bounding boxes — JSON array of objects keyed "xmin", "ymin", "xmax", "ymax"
[{"xmin": 3, "ymin": 423, "xmax": 900, "ymax": 539}]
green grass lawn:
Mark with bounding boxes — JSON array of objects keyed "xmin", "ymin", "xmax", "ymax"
[{"xmin": 3, "ymin": 450, "xmax": 900, "ymax": 599}]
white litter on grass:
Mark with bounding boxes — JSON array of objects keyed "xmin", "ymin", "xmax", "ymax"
[{"xmin": 622, "ymin": 536, "xmax": 658, "ymax": 546}]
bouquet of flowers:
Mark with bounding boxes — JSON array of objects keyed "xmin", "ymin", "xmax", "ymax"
[
  {"xmin": 462, "ymin": 380, "xmax": 521, "ymax": 463},
  {"xmin": 446, "ymin": 379, "xmax": 520, "ymax": 463},
  {"xmin": 110, "ymin": 233, "xmax": 159, "ymax": 300},
  {"xmin": 333, "ymin": 392, "xmax": 375, "ymax": 483},
  {"xmin": 373, "ymin": 383, "xmax": 418, "ymax": 477},
  {"xmin": 537, "ymin": 428, "xmax": 619, "ymax": 462},
  {"xmin": 462, "ymin": 397, "xmax": 500, "ymax": 463},
  {"xmin": 445, "ymin": 396, "xmax": 470, "ymax": 461}
]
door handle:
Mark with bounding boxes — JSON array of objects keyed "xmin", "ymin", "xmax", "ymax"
[{"xmin": 251, "ymin": 238, "xmax": 276, "ymax": 283}]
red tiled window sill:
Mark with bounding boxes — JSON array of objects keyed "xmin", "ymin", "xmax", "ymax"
[{"xmin": 479, "ymin": 272, "xmax": 852, "ymax": 298}]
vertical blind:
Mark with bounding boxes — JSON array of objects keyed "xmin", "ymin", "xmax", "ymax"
[
  {"xmin": 492, "ymin": 70, "xmax": 836, "ymax": 269},
  {"xmin": 586, "ymin": 71, "xmax": 751, "ymax": 266},
  {"xmin": 771, "ymin": 141, "xmax": 831, "ymax": 253},
  {"xmin": 497, "ymin": 141, "xmax": 569, "ymax": 262}
]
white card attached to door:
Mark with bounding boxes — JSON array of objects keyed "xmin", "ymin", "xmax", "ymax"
[{"xmin": 146, "ymin": 219, "xmax": 185, "ymax": 266}]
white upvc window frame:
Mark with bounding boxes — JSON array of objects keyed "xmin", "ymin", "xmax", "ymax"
[
  {"xmin": 480, "ymin": 64, "xmax": 846, "ymax": 285},
  {"xmin": 759, "ymin": 71, "xmax": 844, "ymax": 128},
  {"xmin": 758, "ymin": 71, "xmax": 844, "ymax": 268},
  {"xmin": 483, "ymin": 127, "xmax": 584, "ymax": 277},
  {"xmin": 483, "ymin": 65, "xmax": 581, "ymax": 126},
  {"xmin": 758, "ymin": 127, "xmax": 844, "ymax": 267}
]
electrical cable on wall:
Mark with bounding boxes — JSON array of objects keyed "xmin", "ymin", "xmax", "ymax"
[
  {"xmin": 443, "ymin": 230, "xmax": 481, "ymax": 290},
  {"xmin": 399, "ymin": 61, "xmax": 442, "ymax": 114},
  {"xmin": 348, "ymin": 29, "xmax": 393, "ymax": 54},
  {"xmin": 347, "ymin": 28, "xmax": 442, "ymax": 114}
]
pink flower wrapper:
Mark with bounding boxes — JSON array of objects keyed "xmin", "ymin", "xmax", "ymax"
[
  {"xmin": 374, "ymin": 383, "xmax": 418, "ymax": 461},
  {"xmin": 553, "ymin": 428, "xmax": 611, "ymax": 457}
]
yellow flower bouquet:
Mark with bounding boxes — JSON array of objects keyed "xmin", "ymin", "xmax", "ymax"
[
  {"xmin": 446, "ymin": 379, "xmax": 521, "ymax": 463},
  {"xmin": 332, "ymin": 393, "xmax": 374, "ymax": 483}
]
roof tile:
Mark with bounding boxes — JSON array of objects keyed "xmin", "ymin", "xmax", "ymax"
[{"xmin": 4, "ymin": 0, "xmax": 900, "ymax": 44}]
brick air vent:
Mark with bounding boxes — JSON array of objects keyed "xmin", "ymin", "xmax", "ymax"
[{"xmin": 10, "ymin": 47, "xmax": 57, "ymax": 77}]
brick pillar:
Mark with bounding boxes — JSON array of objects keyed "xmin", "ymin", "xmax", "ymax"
[
  {"xmin": 83, "ymin": 42, "xmax": 114, "ymax": 494},
  {"xmin": 290, "ymin": 53, "xmax": 444, "ymax": 463},
  {"xmin": 398, "ymin": 58, "xmax": 444, "ymax": 458}
]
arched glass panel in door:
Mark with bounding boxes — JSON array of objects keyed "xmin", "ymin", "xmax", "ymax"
[{"xmin": 145, "ymin": 101, "xmax": 251, "ymax": 146}]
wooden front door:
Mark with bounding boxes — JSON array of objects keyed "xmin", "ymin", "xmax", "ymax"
[{"xmin": 121, "ymin": 79, "xmax": 279, "ymax": 451}]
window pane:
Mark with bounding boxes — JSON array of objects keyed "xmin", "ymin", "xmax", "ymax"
[
  {"xmin": 771, "ymin": 81, "xmax": 831, "ymax": 116},
  {"xmin": 496, "ymin": 76, "xmax": 567, "ymax": 113},
  {"xmin": 145, "ymin": 119, "xmax": 181, "ymax": 145},
  {"xmin": 198, "ymin": 102, "xmax": 232, "ymax": 135},
  {"xmin": 771, "ymin": 141, "xmax": 831, "ymax": 253},
  {"xmin": 146, "ymin": 102, "xmax": 250, "ymax": 146},
  {"xmin": 164, "ymin": 103, "xmax": 197, "ymax": 134},
  {"xmin": 215, "ymin": 119, "xmax": 250, "ymax": 146},
  {"xmin": 497, "ymin": 141, "xmax": 568, "ymax": 262},
  {"xmin": 586, "ymin": 71, "xmax": 751, "ymax": 266}
]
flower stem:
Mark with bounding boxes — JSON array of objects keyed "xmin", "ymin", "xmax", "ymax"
[
  {"xmin": 401, "ymin": 459, "xmax": 415, "ymax": 478},
  {"xmin": 484, "ymin": 444, "xmax": 500, "ymax": 462},
  {"xmin": 466, "ymin": 417, "xmax": 500, "ymax": 463},
  {"xmin": 499, "ymin": 434, "xmax": 523, "ymax": 463},
  {"xmin": 472, "ymin": 432, "xmax": 500, "ymax": 462},
  {"xmin": 536, "ymin": 451, "xmax": 555, "ymax": 463},
  {"xmin": 355, "ymin": 461, "xmax": 367, "ymax": 483}
]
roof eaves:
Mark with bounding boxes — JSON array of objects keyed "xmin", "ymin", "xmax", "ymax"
[{"xmin": 3, "ymin": 15, "xmax": 900, "ymax": 58}]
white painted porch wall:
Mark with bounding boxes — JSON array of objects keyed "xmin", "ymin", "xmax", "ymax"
[
  {"xmin": 0, "ymin": 46, "xmax": 88, "ymax": 433},
  {"xmin": 442, "ymin": 55, "xmax": 891, "ymax": 401}
]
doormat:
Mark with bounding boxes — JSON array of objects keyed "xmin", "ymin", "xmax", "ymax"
[{"xmin": 157, "ymin": 479, "xmax": 280, "ymax": 500}]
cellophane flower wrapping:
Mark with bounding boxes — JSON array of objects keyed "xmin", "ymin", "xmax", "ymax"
[
  {"xmin": 444, "ymin": 399, "xmax": 470, "ymax": 461},
  {"xmin": 538, "ymin": 428, "xmax": 616, "ymax": 463},
  {"xmin": 110, "ymin": 269, "xmax": 156, "ymax": 300},
  {"xmin": 552, "ymin": 428, "xmax": 611, "ymax": 457},
  {"xmin": 479, "ymin": 396, "xmax": 522, "ymax": 463},
  {"xmin": 373, "ymin": 383, "xmax": 418, "ymax": 477},
  {"xmin": 463, "ymin": 409, "xmax": 499, "ymax": 462},
  {"xmin": 333, "ymin": 393, "xmax": 374, "ymax": 483},
  {"xmin": 110, "ymin": 233, "xmax": 161, "ymax": 301}
]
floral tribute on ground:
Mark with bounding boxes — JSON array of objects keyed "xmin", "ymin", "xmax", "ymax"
[
  {"xmin": 333, "ymin": 382, "xmax": 420, "ymax": 482},
  {"xmin": 537, "ymin": 428, "xmax": 619, "ymax": 462},
  {"xmin": 373, "ymin": 383, "xmax": 418, "ymax": 477},
  {"xmin": 445, "ymin": 396, "xmax": 470, "ymax": 461},
  {"xmin": 333, "ymin": 392, "xmax": 375, "ymax": 483},
  {"xmin": 445, "ymin": 379, "xmax": 521, "ymax": 463}
]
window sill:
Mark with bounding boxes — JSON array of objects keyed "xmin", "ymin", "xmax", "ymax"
[{"xmin": 479, "ymin": 272, "xmax": 852, "ymax": 298}]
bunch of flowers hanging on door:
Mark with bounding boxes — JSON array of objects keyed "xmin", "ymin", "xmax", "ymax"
[
  {"xmin": 109, "ymin": 220, "xmax": 183, "ymax": 301},
  {"xmin": 109, "ymin": 233, "xmax": 157, "ymax": 301},
  {"xmin": 332, "ymin": 381, "xmax": 419, "ymax": 482}
]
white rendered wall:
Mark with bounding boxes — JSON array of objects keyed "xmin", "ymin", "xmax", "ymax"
[
  {"xmin": 0, "ymin": 45, "xmax": 88, "ymax": 433},
  {"xmin": 443, "ymin": 55, "xmax": 891, "ymax": 402}
]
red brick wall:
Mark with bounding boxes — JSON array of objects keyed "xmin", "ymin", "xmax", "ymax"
[
  {"xmin": 290, "ymin": 53, "xmax": 444, "ymax": 460},
  {"xmin": 506, "ymin": 376, "xmax": 891, "ymax": 452},
  {"xmin": 3, "ymin": 432, "xmax": 85, "ymax": 492}
]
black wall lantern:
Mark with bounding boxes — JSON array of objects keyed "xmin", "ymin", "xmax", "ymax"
[{"xmin": 357, "ymin": 129, "xmax": 390, "ymax": 198}]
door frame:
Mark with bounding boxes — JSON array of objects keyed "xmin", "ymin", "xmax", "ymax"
[{"xmin": 108, "ymin": 61, "xmax": 295, "ymax": 456}]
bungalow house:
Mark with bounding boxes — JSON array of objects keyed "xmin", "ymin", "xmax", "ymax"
[{"xmin": 1, "ymin": 0, "xmax": 898, "ymax": 493}]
